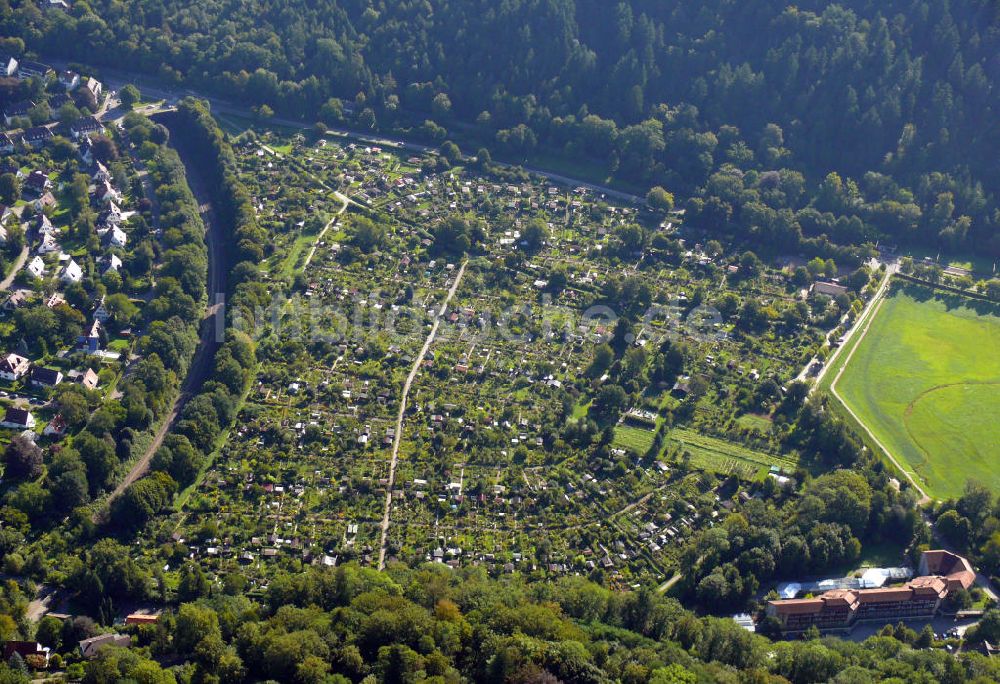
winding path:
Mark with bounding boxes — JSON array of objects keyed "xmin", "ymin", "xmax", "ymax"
[
  {"xmin": 378, "ymin": 260, "xmax": 468, "ymax": 569},
  {"xmin": 302, "ymin": 191, "xmax": 349, "ymax": 270}
]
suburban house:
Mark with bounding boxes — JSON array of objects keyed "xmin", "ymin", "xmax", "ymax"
[
  {"xmin": 79, "ymin": 319, "xmax": 102, "ymax": 353},
  {"xmin": 95, "ymin": 180, "xmax": 121, "ymax": 204},
  {"xmin": 78, "ymin": 136, "xmax": 94, "ymax": 164},
  {"xmin": 78, "ymin": 634, "xmax": 130, "ymax": 659},
  {"xmin": 3, "ymin": 289, "xmax": 31, "ymax": 312},
  {"xmin": 31, "ymin": 366, "xmax": 63, "ymax": 387},
  {"xmin": 33, "ymin": 191, "xmax": 57, "ymax": 212},
  {"xmin": 70, "ymin": 115, "xmax": 104, "ymax": 139},
  {"xmin": 766, "ymin": 550, "xmax": 976, "ymax": 634},
  {"xmin": 43, "ymin": 413, "xmax": 67, "ymax": 436},
  {"xmin": 92, "ymin": 296, "xmax": 110, "ymax": 323},
  {"xmin": 23, "ymin": 170, "xmax": 51, "ymax": 196},
  {"xmin": 2, "ymin": 641, "xmax": 49, "ymax": 668},
  {"xmin": 101, "ymin": 225, "xmax": 127, "ymax": 248},
  {"xmin": 812, "ymin": 280, "xmax": 848, "ymax": 298},
  {"xmin": 22, "ymin": 126, "xmax": 53, "ymax": 148},
  {"xmin": 59, "ymin": 70, "xmax": 80, "ymax": 90},
  {"xmin": 60, "ymin": 258, "xmax": 83, "ymax": 284},
  {"xmin": 0, "ymin": 353, "xmax": 30, "ymax": 381},
  {"xmin": 36, "ymin": 213, "xmax": 56, "ymax": 234},
  {"xmin": 16, "ymin": 60, "xmax": 53, "ymax": 80},
  {"xmin": 83, "ymin": 77, "xmax": 103, "ymax": 100},
  {"xmin": 37, "ymin": 233, "xmax": 60, "ymax": 254},
  {"xmin": 68, "ymin": 367, "xmax": 100, "ymax": 390},
  {"xmin": 2, "ymin": 100, "xmax": 34, "ymax": 126},
  {"xmin": 93, "ymin": 163, "xmax": 113, "ymax": 185},
  {"xmin": 0, "ymin": 133, "xmax": 14, "ymax": 154},
  {"xmin": 26, "ymin": 256, "xmax": 45, "ymax": 279},
  {"xmin": 100, "ymin": 254, "xmax": 123, "ymax": 274},
  {"xmin": 0, "ymin": 55, "xmax": 18, "ymax": 77},
  {"xmin": 0, "ymin": 408, "xmax": 35, "ymax": 430}
]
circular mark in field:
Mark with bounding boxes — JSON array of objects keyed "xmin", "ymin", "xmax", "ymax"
[{"xmin": 902, "ymin": 382, "xmax": 1000, "ymax": 493}]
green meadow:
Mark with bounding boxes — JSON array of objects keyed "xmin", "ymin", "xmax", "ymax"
[{"xmin": 834, "ymin": 284, "xmax": 1000, "ymax": 499}]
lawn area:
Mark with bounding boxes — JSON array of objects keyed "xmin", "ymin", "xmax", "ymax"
[{"xmin": 833, "ymin": 283, "xmax": 1000, "ymax": 499}]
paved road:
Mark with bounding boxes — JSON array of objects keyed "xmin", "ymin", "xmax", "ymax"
[
  {"xmin": 794, "ymin": 258, "xmax": 882, "ymax": 386},
  {"xmin": 48, "ymin": 57, "xmax": 642, "ymax": 205},
  {"xmin": 817, "ymin": 264, "xmax": 933, "ymax": 503},
  {"xmin": 0, "ymin": 244, "xmax": 28, "ymax": 292},
  {"xmin": 811, "ymin": 261, "xmax": 895, "ymax": 389},
  {"xmin": 378, "ymin": 260, "xmax": 468, "ymax": 569}
]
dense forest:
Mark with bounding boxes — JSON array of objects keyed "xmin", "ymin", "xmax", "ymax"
[
  {"xmin": 3, "ymin": 558, "xmax": 1000, "ymax": 683},
  {"xmin": 4, "ymin": 0, "xmax": 1000, "ymax": 259}
]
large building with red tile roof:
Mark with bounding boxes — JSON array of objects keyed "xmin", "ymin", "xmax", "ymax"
[{"xmin": 766, "ymin": 550, "xmax": 975, "ymax": 633}]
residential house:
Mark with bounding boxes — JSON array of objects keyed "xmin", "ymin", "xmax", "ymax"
[
  {"xmin": 78, "ymin": 136, "xmax": 94, "ymax": 164},
  {"xmin": 26, "ymin": 256, "xmax": 45, "ymax": 279},
  {"xmin": 83, "ymin": 77, "xmax": 102, "ymax": 100},
  {"xmin": 0, "ymin": 226, "xmax": 6, "ymax": 245},
  {"xmin": 22, "ymin": 126, "xmax": 52, "ymax": 148},
  {"xmin": 0, "ymin": 353, "xmax": 30, "ymax": 381},
  {"xmin": 100, "ymin": 254, "xmax": 122, "ymax": 274},
  {"xmin": 48, "ymin": 93, "xmax": 70, "ymax": 111},
  {"xmin": 16, "ymin": 60, "xmax": 53, "ymax": 81},
  {"xmin": 23, "ymin": 170, "xmax": 51, "ymax": 196},
  {"xmin": 68, "ymin": 367, "xmax": 99, "ymax": 390},
  {"xmin": 78, "ymin": 634, "xmax": 130, "ymax": 659},
  {"xmin": 36, "ymin": 233, "xmax": 60, "ymax": 254},
  {"xmin": 36, "ymin": 213, "xmax": 57, "ymax": 235},
  {"xmin": 31, "ymin": 366, "xmax": 63, "ymax": 387},
  {"xmin": 3, "ymin": 289, "xmax": 31, "ymax": 311},
  {"xmin": 79, "ymin": 319, "xmax": 102, "ymax": 353},
  {"xmin": 0, "ymin": 55, "xmax": 17, "ymax": 78},
  {"xmin": 60, "ymin": 258, "xmax": 83, "ymax": 284},
  {"xmin": 101, "ymin": 225, "xmax": 127, "ymax": 248},
  {"xmin": 93, "ymin": 162, "xmax": 112, "ymax": 184},
  {"xmin": 33, "ymin": 191, "xmax": 56, "ymax": 212},
  {"xmin": 92, "ymin": 296, "xmax": 110, "ymax": 323},
  {"xmin": 94, "ymin": 180, "xmax": 120, "ymax": 204},
  {"xmin": 70, "ymin": 115, "xmax": 103, "ymax": 139},
  {"xmin": 43, "ymin": 413, "xmax": 67, "ymax": 436},
  {"xmin": 45, "ymin": 0, "xmax": 71, "ymax": 9},
  {"xmin": 2, "ymin": 641, "xmax": 49, "ymax": 668},
  {"xmin": 0, "ymin": 133, "xmax": 15, "ymax": 154},
  {"xmin": 0, "ymin": 408, "xmax": 35, "ymax": 430},
  {"xmin": 97, "ymin": 202, "xmax": 121, "ymax": 228},
  {"xmin": 59, "ymin": 70, "xmax": 80, "ymax": 90},
  {"xmin": 812, "ymin": 281, "xmax": 848, "ymax": 298},
  {"xmin": 2, "ymin": 100, "xmax": 34, "ymax": 127}
]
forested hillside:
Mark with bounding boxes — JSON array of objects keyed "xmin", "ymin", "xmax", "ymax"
[{"xmin": 4, "ymin": 0, "xmax": 1000, "ymax": 257}]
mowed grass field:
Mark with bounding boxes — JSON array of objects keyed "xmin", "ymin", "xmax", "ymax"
[{"xmin": 834, "ymin": 284, "xmax": 1000, "ymax": 499}]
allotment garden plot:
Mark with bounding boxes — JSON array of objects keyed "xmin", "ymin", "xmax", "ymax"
[
  {"xmin": 834, "ymin": 283, "xmax": 1000, "ymax": 499},
  {"xmin": 162, "ymin": 130, "xmax": 843, "ymax": 585}
]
